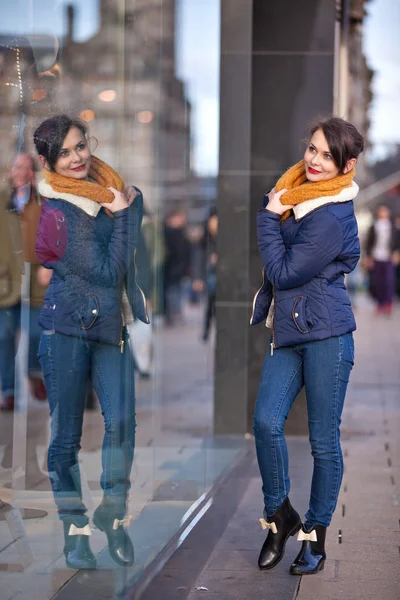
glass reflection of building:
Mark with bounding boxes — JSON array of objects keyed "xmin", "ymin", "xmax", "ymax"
[
  {"xmin": 2, "ymin": 0, "xmax": 193, "ymax": 213},
  {"xmin": 0, "ymin": 2, "xmax": 222, "ymax": 595}
]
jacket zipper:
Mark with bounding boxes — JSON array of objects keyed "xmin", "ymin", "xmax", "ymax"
[{"xmin": 250, "ymin": 268, "xmax": 265, "ymax": 325}]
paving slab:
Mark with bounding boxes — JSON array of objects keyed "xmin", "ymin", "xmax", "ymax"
[
  {"xmin": 186, "ymin": 567, "xmax": 298, "ymax": 600},
  {"xmin": 297, "ymin": 578, "xmax": 400, "ymax": 600},
  {"xmin": 324, "ymin": 541, "xmax": 400, "ymax": 562}
]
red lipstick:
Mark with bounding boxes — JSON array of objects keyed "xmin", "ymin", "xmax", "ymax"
[
  {"xmin": 71, "ymin": 164, "xmax": 86, "ymax": 172},
  {"xmin": 308, "ymin": 167, "xmax": 321, "ymax": 175}
]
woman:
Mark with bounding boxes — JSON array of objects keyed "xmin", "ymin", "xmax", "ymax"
[
  {"xmin": 251, "ymin": 117, "xmax": 364, "ymax": 575},
  {"xmin": 365, "ymin": 203, "xmax": 400, "ymax": 315},
  {"xmin": 34, "ymin": 115, "xmax": 149, "ymax": 569}
]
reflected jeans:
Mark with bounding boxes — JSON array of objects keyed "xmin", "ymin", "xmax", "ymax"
[
  {"xmin": 253, "ymin": 333, "xmax": 354, "ymax": 528},
  {"xmin": 164, "ymin": 282, "xmax": 183, "ymax": 320},
  {"xmin": 38, "ymin": 329, "xmax": 136, "ymax": 525},
  {"xmin": 0, "ymin": 304, "xmax": 42, "ymax": 397}
]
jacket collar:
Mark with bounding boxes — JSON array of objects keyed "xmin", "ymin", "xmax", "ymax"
[
  {"xmin": 38, "ymin": 180, "xmax": 101, "ymax": 217},
  {"xmin": 293, "ymin": 181, "xmax": 359, "ymax": 221}
]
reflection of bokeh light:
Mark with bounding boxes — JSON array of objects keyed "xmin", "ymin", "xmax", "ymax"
[
  {"xmin": 98, "ymin": 89, "xmax": 117, "ymax": 102},
  {"xmin": 79, "ymin": 109, "xmax": 96, "ymax": 122},
  {"xmin": 137, "ymin": 110, "xmax": 154, "ymax": 124},
  {"xmin": 32, "ymin": 88, "xmax": 47, "ymax": 101}
]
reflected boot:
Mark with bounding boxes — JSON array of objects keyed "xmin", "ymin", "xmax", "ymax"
[
  {"xmin": 258, "ymin": 497, "xmax": 302, "ymax": 570},
  {"xmin": 290, "ymin": 524, "xmax": 326, "ymax": 575},
  {"xmin": 63, "ymin": 520, "xmax": 97, "ymax": 569},
  {"xmin": 93, "ymin": 497, "xmax": 134, "ymax": 566}
]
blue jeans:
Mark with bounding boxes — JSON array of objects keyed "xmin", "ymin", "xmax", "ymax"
[
  {"xmin": 38, "ymin": 329, "xmax": 136, "ymax": 525},
  {"xmin": 254, "ymin": 333, "xmax": 354, "ymax": 528},
  {"xmin": 0, "ymin": 304, "xmax": 42, "ymax": 397}
]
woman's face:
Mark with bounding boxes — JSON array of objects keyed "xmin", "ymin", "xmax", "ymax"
[
  {"xmin": 208, "ymin": 215, "xmax": 218, "ymax": 236},
  {"xmin": 303, "ymin": 128, "xmax": 340, "ymax": 182},
  {"xmin": 376, "ymin": 205, "xmax": 390, "ymax": 220},
  {"xmin": 54, "ymin": 126, "xmax": 91, "ymax": 179}
]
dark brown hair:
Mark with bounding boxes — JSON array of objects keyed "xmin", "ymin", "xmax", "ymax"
[
  {"xmin": 33, "ymin": 114, "xmax": 88, "ymax": 171},
  {"xmin": 309, "ymin": 117, "xmax": 364, "ymax": 173}
]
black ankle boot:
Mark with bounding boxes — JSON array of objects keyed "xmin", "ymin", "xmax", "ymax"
[
  {"xmin": 258, "ymin": 497, "xmax": 302, "ymax": 570},
  {"xmin": 63, "ymin": 521, "xmax": 97, "ymax": 569},
  {"xmin": 290, "ymin": 524, "xmax": 326, "ymax": 575},
  {"xmin": 93, "ymin": 498, "xmax": 134, "ymax": 566}
]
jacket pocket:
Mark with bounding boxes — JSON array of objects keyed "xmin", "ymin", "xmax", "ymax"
[
  {"xmin": 76, "ymin": 293, "xmax": 99, "ymax": 330},
  {"xmin": 292, "ymin": 296, "xmax": 314, "ymax": 334}
]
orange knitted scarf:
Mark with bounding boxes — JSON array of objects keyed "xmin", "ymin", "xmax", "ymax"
[
  {"xmin": 41, "ymin": 155, "xmax": 125, "ymax": 204},
  {"xmin": 276, "ymin": 160, "xmax": 356, "ymax": 221}
]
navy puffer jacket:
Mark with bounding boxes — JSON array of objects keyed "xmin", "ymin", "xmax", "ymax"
[
  {"xmin": 250, "ymin": 188, "xmax": 360, "ymax": 350},
  {"xmin": 36, "ymin": 188, "xmax": 149, "ymax": 347}
]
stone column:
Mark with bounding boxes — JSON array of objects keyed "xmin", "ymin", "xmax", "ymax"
[{"xmin": 215, "ymin": 0, "xmax": 337, "ymax": 434}]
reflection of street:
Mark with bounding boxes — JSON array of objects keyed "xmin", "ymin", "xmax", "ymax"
[
  {"xmin": 0, "ymin": 303, "xmax": 214, "ymax": 482},
  {"xmin": 0, "ymin": 304, "xmax": 243, "ymax": 599},
  {"xmin": 0, "ymin": 403, "xmax": 50, "ymax": 489},
  {"xmin": 82, "ymin": 302, "xmax": 215, "ymax": 451}
]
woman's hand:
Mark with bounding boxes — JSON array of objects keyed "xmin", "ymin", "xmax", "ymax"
[
  {"xmin": 266, "ymin": 187, "xmax": 294, "ymax": 216},
  {"xmin": 125, "ymin": 185, "xmax": 138, "ymax": 206},
  {"xmin": 101, "ymin": 187, "xmax": 129, "ymax": 212},
  {"xmin": 192, "ymin": 279, "xmax": 205, "ymax": 293},
  {"xmin": 363, "ymin": 256, "xmax": 374, "ymax": 271},
  {"xmin": 37, "ymin": 266, "xmax": 52, "ymax": 287}
]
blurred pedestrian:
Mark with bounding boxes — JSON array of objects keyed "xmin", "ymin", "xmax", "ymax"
[
  {"xmin": 128, "ymin": 229, "xmax": 154, "ymax": 378},
  {"xmin": 34, "ymin": 114, "xmax": 149, "ymax": 569},
  {"xmin": 395, "ymin": 214, "xmax": 400, "ymax": 299},
  {"xmin": 187, "ymin": 224, "xmax": 205, "ymax": 305},
  {"xmin": 0, "ymin": 153, "xmax": 48, "ymax": 411},
  {"xmin": 163, "ymin": 209, "xmax": 191, "ymax": 325},
  {"xmin": 201, "ymin": 209, "xmax": 218, "ymax": 341},
  {"xmin": 251, "ymin": 117, "xmax": 363, "ymax": 575},
  {"xmin": 140, "ymin": 204, "xmax": 165, "ymax": 315},
  {"xmin": 365, "ymin": 204, "xmax": 400, "ymax": 315}
]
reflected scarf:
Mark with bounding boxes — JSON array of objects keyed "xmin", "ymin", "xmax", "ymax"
[
  {"xmin": 276, "ymin": 160, "xmax": 356, "ymax": 222},
  {"xmin": 41, "ymin": 155, "xmax": 125, "ymax": 205}
]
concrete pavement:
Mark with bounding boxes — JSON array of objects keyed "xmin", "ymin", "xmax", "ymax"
[{"xmin": 142, "ymin": 297, "xmax": 400, "ymax": 600}]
